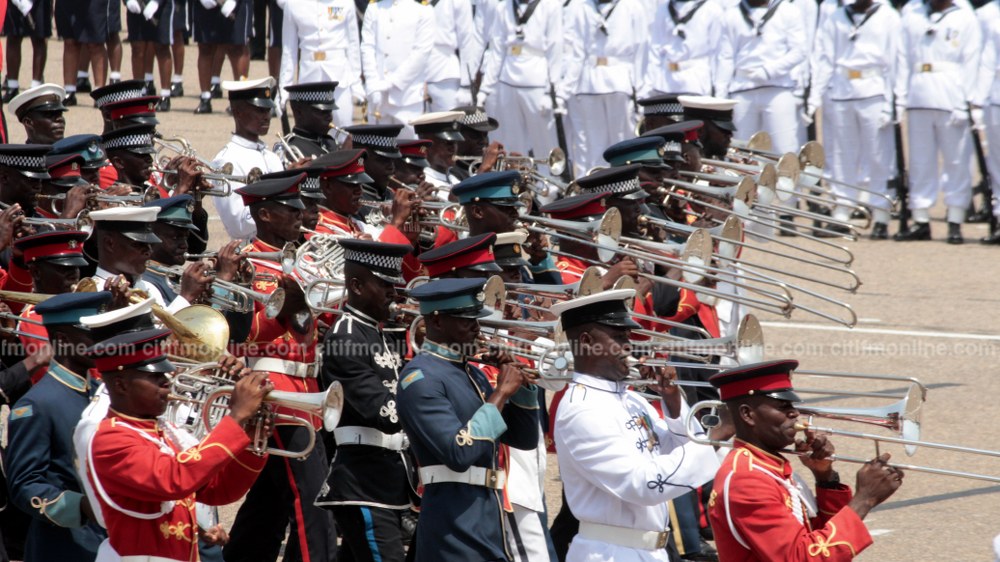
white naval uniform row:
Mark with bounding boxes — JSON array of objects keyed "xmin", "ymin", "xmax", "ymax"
[
  {"xmin": 481, "ymin": 0, "xmax": 563, "ymax": 169},
  {"xmin": 361, "ymin": 0, "xmax": 435, "ymax": 135},
  {"xmin": 900, "ymin": 3, "xmax": 982, "ymax": 222},
  {"xmin": 425, "ymin": 0, "xmax": 481, "ymax": 111},
  {"xmin": 809, "ymin": 1, "xmax": 904, "ymax": 224},
  {"xmin": 213, "ymin": 134, "xmax": 285, "ymax": 239},
  {"xmin": 561, "ymin": 0, "xmax": 648, "ymax": 178},
  {"xmin": 278, "ymin": 0, "xmax": 363, "ymax": 128},
  {"xmin": 644, "ymin": 0, "xmax": 724, "ymax": 98},
  {"xmin": 715, "ymin": 0, "xmax": 808, "ymax": 159},
  {"xmin": 554, "ymin": 373, "xmax": 720, "ymax": 562},
  {"xmin": 978, "ymin": 5, "xmax": 1000, "ymax": 217}
]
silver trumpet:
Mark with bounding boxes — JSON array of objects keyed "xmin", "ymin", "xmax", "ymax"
[
  {"xmin": 149, "ymin": 262, "xmax": 286, "ymax": 318},
  {"xmin": 185, "ymin": 242, "xmax": 297, "ymax": 275},
  {"xmin": 0, "ymin": 202, "xmax": 95, "ymax": 235}
]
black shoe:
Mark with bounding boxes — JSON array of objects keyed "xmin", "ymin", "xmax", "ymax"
[
  {"xmin": 980, "ymin": 226, "xmax": 1000, "ymax": 244},
  {"xmin": 170, "ymin": 82, "xmax": 184, "ymax": 98},
  {"xmin": 109, "ymin": 77, "xmax": 121, "ymax": 85},
  {"xmin": 2, "ymin": 88, "xmax": 18, "ymax": 104},
  {"xmin": 815, "ymin": 223, "xmax": 851, "ymax": 238},
  {"xmin": 210, "ymin": 83, "xmax": 222, "ymax": 99},
  {"xmin": 194, "ymin": 98, "xmax": 212, "ymax": 114},
  {"xmin": 76, "ymin": 76, "xmax": 92, "ymax": 93},
  {"xmin": 966, "ymin": 208, "xmax": 992, "ymax": 223},
  {"xmin": 64, "ymin": 92, "xmax": 78, "ymax": 106},
  {"xmin": 158, "ymin": 96, "xmax": 171, "ymax": 112},
  {"xmin": 681, "ymin": 540, "xmax": 719, "ymax": 562},
  {"xmin": 870, "ymin": 222, "xmax": 889, "ymax": 240},
  {"xmin": 144, "ymin": 81, "xmax": 156, "ymax": 96},
  {"xmin": 947, "ymin": 222, "xmax": 964, "ymax": 245},
  {"xmin": 777, "ymin": 214, "xmax": 796, "ymax": 237},
  {"xmin": 893, "ymin": 222, "xmax": 931, "ymax": 241}
]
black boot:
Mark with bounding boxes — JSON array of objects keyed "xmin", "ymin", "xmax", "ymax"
[
  {"xmin": 210, "ymin": 83, "xmax": 222, "ymax": 99},
  {"xmin": 170, "ymin": 82, "xmax": 184, "ymax": 98},
  {"xmin": 63, "ymin": 92, "xmax": 78, "ymax": 106},
  {"xmin": 194, "ymin": 98, "xmax": 212, "ymax": 114},
  {"xmin": 893, "ymin": 222, "xmax": 931, "ymax": 241},
  {"xmin": 946, "ymin": 222, "xmax": 964, "ymax": 245},
  {"xmin": 1, "ymin": 88, "xmax": 18, "ymax": 103},
  {"xmin": 76, "ymin": 76, "xmax": 92, "ymax": 93},
  {"xmin": 158, "ymin": 96, "xmax": 171, "ymax": 112},
  {"xmin": 980, "ymin": 217, "xmax": 1000, "ymax": 244},
  {"xmin": 870, "ymin": 222, "xmax": 889, "ymax": 240},
  {"xmin": 777, "ymin": 214, "xmax": 796, "ymax": 237}
]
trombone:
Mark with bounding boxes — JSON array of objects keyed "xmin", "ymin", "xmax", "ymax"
[
  {"xmin": 37, "ymin": 192, "xmax": 147, "ymax": 213},
  {"xmin": 0, "ymin": 311, "xmax": 47, "ymax": 341},
  {"xmin": 168, "ymin": 381, "xmax": 344, "ymax": 459}
]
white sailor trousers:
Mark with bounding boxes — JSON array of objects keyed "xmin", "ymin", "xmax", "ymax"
[
  {"xmin": 733, "ymin": 87, "xmax": 801, "ymax": 206},
  {"xmin": 368, "ymin": 100, "xmax": 424, "ymax": 137},
  {"xmin": 986, "ymin": 105, "xmax": 1000, "ymax": 216},
  {"xmin": 486, "ymin": 82, "xmax": 559, "ymax": 174},
  {"xmin": 906, "ymin": 108, "xmax": 973, "ymax": 214},
  {"xmin": 332, "ymin": 85, "xmax": 355, "ymax": 131},
  {"xmin": 566, "ymin": 92, "xmax": 632, "ymax": 178},
  {"xmin": 825, "ymin": 96, "xmax": 893, "ymax": 219},
  {"xmin": 426, "ymin": 78, "xmax": 464, "ymax": 112}
]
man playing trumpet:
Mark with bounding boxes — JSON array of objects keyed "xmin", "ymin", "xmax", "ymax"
[{"xmin": 707, "ymin": 360, "xmax": 903, "ymax": 561}]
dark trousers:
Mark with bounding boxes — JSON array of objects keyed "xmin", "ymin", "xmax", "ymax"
[
  {"xmin": 223, "ymin": 425, "xmax": 337, "ymax": 562},
  {"xmin": 670, "ymin": 491, "xmax": 703, "ymax": 557},
  {"xmin": 332, "ymin": 506, "xmax": 406, "ymax": 562}
]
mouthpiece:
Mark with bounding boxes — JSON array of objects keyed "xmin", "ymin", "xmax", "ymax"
[{"xmin": 793, "ymin": 422, "xmax": 810, "ymax": 431}]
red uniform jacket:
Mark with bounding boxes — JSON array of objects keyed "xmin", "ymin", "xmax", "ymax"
[
  {"xmin": 87, "ymin": 412, "xmax": 266, "ymax": 562},
  {"xmin": 316, "ymin": 208, "xmax": 365, "ymax": 237},
  {"xmin": 16, "ymin": 305, "xmax": 47, "ymax": 383},
  {"xmin": 709, "ymin": 441, "xmax": 873, "ymax": 562},
  {"xmin": 242, "ymin": 239, "xmax": 321, "ymax": 426}
]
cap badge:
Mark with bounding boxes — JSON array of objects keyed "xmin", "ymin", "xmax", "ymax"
[
  {"xmin": 511, "ymin": 185, "xmax": 521, "ymax": 195},
  {"xmin": 186, "ymin": 202, "xmax": 195, "ymax": 213},
  {"xmin": 147, "ymin": 102, "xmax": 156, "ymax": 110},
  {"xmin": 512, "ymin": 244, "xmax": 521, "ymax": 253},
  {"xmin": 419, "ymin": 146, "xmax": 428, "ymax": 155},
  {"xmin": 476, "ymin": 291, "xmax": 485, "ymax": 303},
  {"xmin": 71, "ymin": 162, "xmax": 79, "ymax": 171},
  {"xmin": 67, "ymin": 240, "xmax": 78, "ymax": 249},
  {"xmin": 264, "ymin": 88, "xmax": 271, "ymax": 98}
]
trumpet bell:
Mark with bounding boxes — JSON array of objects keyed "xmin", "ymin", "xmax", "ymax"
[
  {"xmin": 266, "ymin": 381, "xmax": 345, "ymax": 432},
  {"xmin": 548, "ymin": 147, "xmax": 567, "ymax": 176}
]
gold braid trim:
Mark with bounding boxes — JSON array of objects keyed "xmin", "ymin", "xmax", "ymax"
[{"xmin": 806, "ymin": 523, "xmax": 858, "ymax": 558}]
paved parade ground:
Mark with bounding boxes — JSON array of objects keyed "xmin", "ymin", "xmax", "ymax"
[{"xmin": 37, "ymin": 50, "xmax": 1000, "ymax": 561}]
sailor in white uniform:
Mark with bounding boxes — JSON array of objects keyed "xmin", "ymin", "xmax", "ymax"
[
  {"xmin": 644, "ymin": 0, "xmax": 724, "ymax": 98},
  {"xmin": 361, "ymin": 0, "xmax": 435, "ymax": 133},
  {"xmin": 895, "ymin": 0, "xmax": 982, "ymax": 243},
  {"xmin": 561, "ymin": 0, "xmax": 648, "ymax": 178},
  {"xmin": 978, "ymin": 6, "xmax": 1000, "ymax": 243},
  {"xmin": 426, "ymin": 0, "xmax": 482, "ymax": 111},
  {"xmin": 551, "ymin": 290, "xmax": 720, "ymax": 562}
]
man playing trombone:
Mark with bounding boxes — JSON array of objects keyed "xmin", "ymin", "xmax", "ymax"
[{"xmin": 707, "ymin": 360, "xmax": 903, "ymax": 561}]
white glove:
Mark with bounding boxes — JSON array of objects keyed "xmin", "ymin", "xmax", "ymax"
[
  {"xmin": 199, "ymin": 0, "xmax": 215, "ymax": 8},
  {"xmin": 455, "ymin": 87, "xmax": 473, "ymax": 107},
  {"xmin": 368, "ymin": 90, "xmax": 383, "ymax": 112},
  {"xmin": 947, "ymin": 108, "xmax": 969, "ymax": 127},
  {"xmin": 143, "ymin": 0, "xmax": 159, "ymax": 20},
  {"xmin": 877, "ymin": 107, "xmax": 891, "ymax": 129},
  {"xmin": 126, "ymin": 0, "xmax": 142, "ymax": 13},
  {"xmin": 553, "ymin": 96, "xmax": 568, "ymax": 116},
  {"xmin": 746, "ymin": 67, "xmax": 768, "ymax": 83},
  {"xmin": 971, "ymin": 106, "xmax": 985, "ymax": 132},
  {"xmin": 475, "ymin": 90, "xmax": 489, "ymax": 108},
  {"xmin": 799, "ymin": 106, "xmax": 815, "ymax": 127},
  {"xmin": 220, "ymin": 0, "xmax": 237, "ymax": 18},
  {"xmin": 12, "ymin": 0, "xmax": 32, "ymax": 16},
  {"xmin": 894, "ymin": 103, "xmax": 906, "ymax": 124},
  {"xmin": 350, "ymin": 82, "xmax": 365, "ymax": 103}
]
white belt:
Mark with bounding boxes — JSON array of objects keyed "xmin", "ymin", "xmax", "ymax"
[
  {"xmin": 306, "ymin": 48, "xmax": 346, "ymax": 62},
  {"xmin": 248, "ymin": 357, "xmax": 318, "ymax": 379},
  {"xmin": 840, "ymin": 67, "xmax": 880, "ymax": 80},
  {"xmin": 334, "ymin": 426, "xmax": 407, "ymax": 451},
  {"xmin": 508, "ymin": 43, "xmax": 545, "ymax": 58},
  {"xmin": 418, "ymin": 465, "xmax": 506, "ymax": 490},
  {"xmin": 590, "ymin": 54, "xmax": 629, "ymax": 67},
  {"xmin": 577, "ymin": 521, "xmax": 670, "ymax": 550},
  {"xmin": 666, "ymin": 57, "xmax": 709, "ymax": 72},
  {"xmin": 914, "ymin": 61, "xmax": 961, "ymax": 73}
]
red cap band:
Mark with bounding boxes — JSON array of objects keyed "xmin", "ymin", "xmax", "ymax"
[
  {"xmin": 23, "ymin": 239, "xmax": 85, "ymax": 262},
  {"xmin": 319, "ymin": 159, "xmax": 366, "ymax": 179},
  {"xmin": 93, "ymin": 340, "xmax": 167, "ymax": 372},
  {"xmin": 716, "ymin": 372, "xmax": 793, "ymax": 401},
  {"xmin": 424, "ymin": 245, "xmax": 494, "ymax": 277},
  {"xmin": 547, "ymin": 198, "xmax": 608, "ymax": 222}
]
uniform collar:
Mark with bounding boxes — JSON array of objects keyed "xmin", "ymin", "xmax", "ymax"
[
  {"xmin": 344, "ymin": 304, "xmax": 381, "ymax": 328},
  {"xmin": 250, "ymin": 238, "xmax": 281, "ymax": 251},
  {"xmin": 231, "ymin": 134, "xmax": 268, "ymax": 152},
  {"xmin": 424, "ymin": 167, "xmax": 451, "ymax": 182},
  {"xmin": 108, "ymin": 409, "xmax": 159, "ymax": 431},
  {"xmin": 48, "ymin": 360, "xmax": 90, "ymax": 393},
  {"xmin": 733, "ymin": 438, "xmax": 792, "ymax": 477},
  {"xmin": 571, "ymin": 372, "xmax": 629, "ymax": 394},
  {"xmin": 421, "ymin": 339, "xmax": 465, "ymax": 363},
  {"xmin": 292, "ymin": 127, "xmax": 332, "ymax": 143}
]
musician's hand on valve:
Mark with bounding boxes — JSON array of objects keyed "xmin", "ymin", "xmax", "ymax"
[
  {"xmin": 490, "ymin": 360, "xmax": 531, "ymax": 410},
  {"xmin": 104, "ymin": 182, "xmax": 134, "ymax": 197},
  {"xmin": 179, "ymin": 260, "xmax": 214, "ymax": 304},
  {"xmin": 601, "ymin": 257, "xmax": 639, "ymax": 290},
  {"xmin": 171, "ymin": 156, "xmax": 205, "ymax": 196},
  {"xmin": 286, "ymin": 157, "xmax": 313, "ymax": 170},
  {"xmin": 389, "ymin": 187, "xmax": 419, "ymax": 229},
  {"xmin": 415, "ymin": 181, "xmax": 437, "ymax": 202},
  {"xmin": 228, "ymin": 372, "xmax": 273, "ymax": 428},
  {"xmin": 104, "ymin": 275, "xmax": 132, "ymax": 309},
  {"xmin": 61, "ymin": 184, "xmax": 94, "ymax": 219},
  {"xmin": 214, "ymin": 239, "xmax": 244, "ymax": 282},
  {"xmin": 216, "ymin": 355, "xmax": 250, "ymax": 382},
  {"xmin": 850, "ymin": 452, "xmax": 903, "ymax": 519},
  {"xmin": 478, "ymin": 141, "xmax": 506, "ymax": 173},
  {"xmin": 0, "ymin": 204, "xmax": 21, "ymax": 253},
  {"xmin": 645, "ymin": 365, "xmax": 682, "ymax": 418},
  {"xmin": 795, "ymin": 429, "xmax": 836, "ymax": 480}
]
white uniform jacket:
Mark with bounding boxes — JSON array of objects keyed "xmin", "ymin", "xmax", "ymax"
[
  {"xmin": 554, "ymin": 372, "xmax": 721, "ymax": 562},
  {"xmin": 426, "ymin": 0, "xmax": 482, "ymax": 85},
  {"xmin": 561, "ymin": 0, "xmax": 648, "ymax": 97},
  {"xmin": 900, "ymin": 3, "xmax": 982, "ymax": 111},
  {"xmin": 714, "ymin": 0, "xmax": 808, "ymax": 97},
  {"xmin": 212, "ymin": 135, "xmax": 285, "ymax": 240},
  {"xmin": 279, "ymin": 0, "xmax": 363, "ymax": 100},
  {"xmin": 480, "ymin": 0, "xmax": 564, "ymax": 96},
  {"xmin": 979, "ymin": 9, "xmax": 1000, "ymax": 106},
  {"xmin": 644, "ymin": 0, "xmax": 724, "ymax": 96},
  {"xmin": 361, "ymin": 0, "xmax": 435, "ymax": 107},
  {"xmin": 810, "ymin": 2, "xmax": 905, "ymax": 106}
]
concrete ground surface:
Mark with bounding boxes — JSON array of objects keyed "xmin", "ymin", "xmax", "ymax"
[{"xmin": 26, "ymin": 44, "xmax": 1000, "ymax": 561}]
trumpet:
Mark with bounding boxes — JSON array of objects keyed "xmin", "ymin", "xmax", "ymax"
[
  {"xmin": 185, "ymin": 242, "xmax": 297, "ymax": 275},
  {"xmin": 155, "ymin": 165, "xmax": 262, "ymax": 197},
  {"xmin": 147, "ymin": 262, "xmax": 286, "ymax": 318},
  {"xmin": 154, "ymin": 135, "xmax": 223, "ymax": 173},
  {"xmin": 169, "ymin": 381, "xmax": 344, "ymax": 459},
  {"xmin": 37, "ymin": 192, "xmax": 148, "ymax": 214},
  {"xmin": 275, "ymin": 134, "xmax": 307, "ymax": 167},
  {"xmin": 0, "ymin": 202, "xmax": 95, "ymax": 234}
]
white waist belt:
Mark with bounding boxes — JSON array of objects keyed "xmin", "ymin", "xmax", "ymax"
[
  {"xmin": 667, "ymin": 57, "xmax": 709, "ymax": 72},
  {"xmin": 508, "ymin": 43, "xmax": 545, "ymax": 58},
  {"xmin": 577, "ymin": 521, "xmax": 669, "ymax": 550},
  {"xmin": 248, "ymin": 357, "xmax": 318, "ymax": 379},
  {"xmin": 305, "ymin": 48, "xmax": 347, "ymax": 62},
  {"xmin": 914, "ymin": 61, "xmax": 961, "ymax": 73},
  {"xmin": 419, "ymin": 465, "xmax": 506, "ymax": 490},
  {"xmin": 589, "ymin": 54, "xmax": 629, "ymax": 67},
  {"xmin": 840, "ymin": 67, "xmax": 880, "ymax": 80},
  {"xmin": 334, "ymin": 426, "xmax": 407, "ymax": 451}
]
